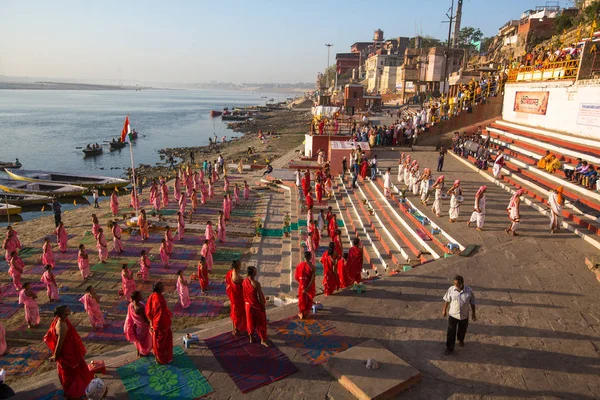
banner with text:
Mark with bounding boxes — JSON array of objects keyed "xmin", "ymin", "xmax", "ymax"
[{"xmin": 513, "ymin": 91, "xmax": 549, "ymax": 115}]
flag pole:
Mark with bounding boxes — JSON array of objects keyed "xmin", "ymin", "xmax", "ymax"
[
  {"xmin": 126, "ymin": 115, "xmax": 139, "ymax": 219},
  {"xmin": 4, "ymin": 195, "xmax": 9, "ymax": 226}
]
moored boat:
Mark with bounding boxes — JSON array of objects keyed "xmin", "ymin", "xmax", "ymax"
[
  {"xmin": 0, "ymin": 179, "xmax": 87, "ymax": 197},
  {"xmin": 0, "ymin": 191, "xmax": 52, "ymax": 207},
  {"xmin": 0, "ymin": 159, "xmax": 22, "ymax": 169},
  {"xmin": 83, "ymin": 147, "xmax": 103, "ymax": 157},
  {"xmin": 210, "ymin": 110, "xmax": 223, "ymax": 117},
  {"xmin": 109, "ymin": 140, "xmax": 127, "ymax": 150},
  {"xmin": 4, "ymin": 169, "xmax": 129, "ymax": 189},
  {"xmin": 0, "ymin": 204, "xmax": 22, "ymax": 216}
]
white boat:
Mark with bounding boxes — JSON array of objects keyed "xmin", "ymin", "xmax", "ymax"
[
  {"xmin": 5, "ymin": 169, "xmax": 129, "ymax": 189},
  {"xmin": 0, "ymin": 191, "xmax": 52, "ymax": 207},
  {"xmin": 0, "ymin": 204, "xmax": 22, "ymax": 216},
  {"xmin": 0, "ymin": 179, "xmax": 88, "ymax": 197}
]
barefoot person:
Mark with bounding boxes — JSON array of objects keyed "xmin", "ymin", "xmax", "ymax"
[
  {"xmin": 55, "ymin": 222, "xmax": 68, "ymax": 253},
  {"xmin": 110, "ymin": 221, "xmax": 124, "ymax": 254},
  {"xmin": 121, "ymin": 264, "xmax": 136, "ymax": 301},
  {"xmin": 8, "ymin": 251, "xmax": 24, "ymax": 290},
  {"xmin": 225, "ymin": 260, "xmax": 246, "ymax": 335},
  {"xmin": 175, "ymin": 270, "xmax": 190, "ymax": 309},
  {"xmin": 42, "ymin": 237, "xmax": 55, "ymax": 268},
  {"xmin": 197, "ymin": 256, "xmax": 209, "ymax": 295},
  {"xmin": 321, "ymin": 243, "xmax": 339, "ymax": 296},
  {"xmin": 294, "ymin": 251, "xmax": 316, "ymax": 319},
  {"xmin": 96, "ymin": 228, "xmax": 108, "ymax": 264},
  {"xmin": 506, "ymin": 189, "xmax": 524, "ymax": 236},
  {"xmin": 44, "ymin": 305, "xmax": 94, "ymax": 399},
  {"xmin": 146, "ymin": 282, "xmax": 173, "ymax": 364},
  {"xmin": 447, "ymin": 180, "xmax": 462, "ymax": 223},
  {"xmin": 243, "ymin": 266, "xmax": 268, "ymax": 346},
  {"xmin": 77, "ymin": 245, "xmax": 92, "ymax": 280},
  {"xmin": 548, "ymin": 186, "xmax": 564, "ymax": 233},
  {"xmin": 347, "ymin": 238, "xmax": 364, "ymax": 284},
  {"xmin": 19, "ymin": 282, "xmax": 40, "ymax": 328},
  {"xmin": 124, "ymin": 291, "xmax": 152, "ymax": 357},
  {"xmin": 431, "ymin": 175, "xmax": 445, "ymax": 217},
  {"xmin": 442, "ymin": 275, "xmax": 477, "ymax": 355},
  {"xmin": 467, "ymin": 186, "xmax": 486, "ymax": 231},
  {"xmin": 41, "ymin": 265, "xmax": 60, "ymax": 302},
  {"xmin": 139, "ymin": 250, "xmax": 150, "ymax": 282},
  {"xmin": 110, "ymin": 191, "xmax": 119, "ymax": 216},
  {"xmin": 80, "ymin": 286, "xmax": 105, "ymax": 329}
]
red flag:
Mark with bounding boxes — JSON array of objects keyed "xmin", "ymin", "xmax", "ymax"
[{"xmin": 120, "ymin": 116, "xmax": 130, "ymax": 142}]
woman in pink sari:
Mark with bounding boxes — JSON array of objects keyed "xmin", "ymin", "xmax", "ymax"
[
  {"xmin": 121, "ymin": 264, "xmax": 136, "ymax": 301},
  {"xmin": 110, "ymin": 220, "xmax": 124, "ymax": 253},
  {"xmin": 137, "ymin": 209, "xmax": 149, "ymax": 241},
  {"xmin": 200, "ymin": 187, "xmax": 206, "ymax": 205},
  {"xmin": 178, "ymin": 191, "xmax": 187, "ymax": 215},
  {"xmin": 217, "ymin": 211, "xmax": 226, "ymax": 243},
  {"xmin": 77, "ymin": 244, "xmax": 92, "ymax": 280},
  {"xmin": 96, "ymin": 228, "xmax": 108, "ymax": 263},
  {"xmin": 8, "ymin": 251, "xmax": 24, "ymax": 290},
  {"xmin": 176, "ymin": 270, "xmax": 190, "ymax": 308},
  {"xmin": 174, "ymin": 175, "xmax": 181, "ymax": 203},
  {"xmin": 244, "ymin": 180, "xmax": 250, "ymax": 201},
  {"xmin": 226, "ymin": 194, "xmax": 233, "ymax": 219},
  {"xmin": 42, "ymin": 237, "xmax": 55, "ymax": 268},
  {"xmin": 19, "ymin": 282, "xmax": 40, "ymax": 328},
  {"xmin": 224, "ymin": 175, "xmax": 230, "ymax": 193},
  {"xmin": 190, "ymin": 188, "xmax": 198, "ymax": 212},
  {"xmin": 91, "ymin": 214, "xmax": 101, "ymax": 238},
  {"xmin": 197, "ymin": 256, "xmax": 209, "ymax": 293},
  {"xmin": 2, "ymin": 236, "xmax": 16, "ymax": 263},
  {"xmin": 80, "ymin": 286, "xmax": 105, "ymax": 329},
  {"xmin": 151, "ymin": 181, "xmax": 161, "ymax": 211},
  {"xmin": 110, "ymin": 191, "xmax": 119, "ymax": 216},
  {"xmin": 222, "ymin": 195, "xmax": 228, "ymax": 221},
  {"xmin": 177, "ymin": 211, "xmax": 185, "ymax": 240},
  {"xmin": 161, "ymin": 181, "xmax": 169, "ymax": 207},
  {"xmin": 55, "ymin": 221, "xmax": 68, "ymax": 253},
  {"xmin": 159, "ymin": 239, "xmax": 169, "ymax": 268},
  {"xmin": 205, "ymin": 221, "xmax": 216, "ymax": 253},
  {"xmin": 130, "ymin": 190, "xmax": 140, "ymax": 211},
  {"xmin": 233, "ymin": 184, "xmax": 240, "ymax": 206},
  {"xmin": 139, "ymin": 250, "xmax": 150, "ymax": 281},
  {"xmin": 200, "ymin": 240, "xmax": 213, "ymax": 273},
  {"xmin": 164, "ymin": 227, "xmax": 174, "ymax": 255},
  {"xmin": 41, "ymin": 264, "xmax": 60, "ymax": 301},
  {"xmin": 208, "ymin": 180, "xmax": 214, "ymax": 199},
  {"xmin": 124, "ymin": 291, "xmax": 152, "ymax": 357}
]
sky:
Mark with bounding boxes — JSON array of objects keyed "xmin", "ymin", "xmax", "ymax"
[{"xmin": 0, "ymin": 0, "xmax": 571, "ymax": 84}]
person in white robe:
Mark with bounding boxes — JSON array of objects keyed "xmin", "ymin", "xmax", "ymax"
[
  {"xmin": 467, "ymin": 186, "xmax": 487, "ymax": 230},
  {"xmin": 548, "ymin": 186, "xmax": 564, "ymax": 233},
  {"xmin": 506, "ymin": 189, "xmax": 524, "ymax": 236},
  {"xmin": 447, "ymin": 180, "xmax": 462, "ymax": 222},
  {"xmin": 431, "ymin": 175, "xmax": 445, "ymax": 217}
]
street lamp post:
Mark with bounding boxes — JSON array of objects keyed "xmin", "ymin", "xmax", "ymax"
[
  {"xmin": 442, "ymin": 0, "xmax": 455, "ymax": 95},
  {"xmin": 326, "ymin": 43, "xmax": 333, "ymax": 91}
]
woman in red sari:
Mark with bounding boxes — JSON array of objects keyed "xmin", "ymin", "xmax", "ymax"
[
  {"xmin": 337, "ymin": 252, "xmax": 351, "ymax": 288},
  {"xmin": 347, "ymin": 238, "xmax": 364, "ymax": 284},
  {"xmin": 315, "ymin": 178, "xmax": 323, "ymax": 204},
  {"xmin": 320, "ymin": 244, "xmax": 339, "ymax": 296},
  {"xmin": 328, "ymin": 213, "xmax": 338, "ymax": 239},
  {"xmin": 294, "ymin": 251, "xmax": 316, "ymax": 319},
  {"xmin": 44, "ymin": 305, "xmax": 94, "ymax": 399},
  {"xmin": 225, "ymin": 260, "xmax": 246, "ymax": 335},
  {"xmin": 242, "ymin": 266, "xmax": 268, "ymax": 346},
  {"xmin": 145, "ymin": 282, "xmax": 173, "ymax": 364},
  {"xmin": 360, "ymin": 158, "xmax": 368, "ymax": 179}
]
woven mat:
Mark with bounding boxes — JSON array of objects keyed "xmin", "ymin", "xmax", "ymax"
[
  {"xmin": 172, "ymin": 298, "xmax": 223, "ymax": 317},
  {"xmin": 40, "ymin": 293, "xmax": 85, "ymax": 313},
  {"xmin": 0, "ymin": 344, "xmax": 51, "ymax": 377},
  {"xmin": 188, "ymin": 280, "xmax": 226, "ymax": 297},
  {"xmin": 84, "ymin": 319, "xmax": 126, "ymax": 341},
  {"xmin": 213, "ymin": 250, "xmax": 243, "ymax": 263},
  {"xmin": 117, "ymin": 346, "xmax": 214, "ymax": 399},
  {"xmin": 0, "ymin": 301, "xmax": 20, "ymax": 319}
]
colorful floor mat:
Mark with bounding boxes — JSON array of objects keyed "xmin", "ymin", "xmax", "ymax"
[
  {"xmin": 90, "ymin": 261, "xmax": 128, "ymax": 273},
  {"xmin": 126, "ymin": 235, "xmax": 163, "ymax": 244},
  {"xmin": 170, "ymin": 249, "xmax": 198, "ymax": 260},
  {"xmin": 84, "ymin": 319, "xmax": 126, "ymax": 341},
  {"xmin": 40, "ymin": 293, "xmax": 85, "ymax": 313},
  {"xmin": 117, "ymin": 346, "xmax": 213, "ymax": 399},
  {"xmin": 149, "ymin": 263, "xmax": 188, "ymax": 275},
  {"xmin": 108, "ymin": 300, "xmax": 129, "ymax": 316},
  {"xmin": 271, "ymin": 318, "xmax": 355, "ymax": 365},
  {"xmin": 111, "ymin": 247, "xmax": 152, "ymax": 258},
  {"xmin": 158, "ymin": 209, "xmax": 179, "ymax": 216},
  {"xmin": 34, "ymin": 389, "xmax": 64, "ymax": 400},
  {"xmin": 172, "ymin": 298, "xmax": 223, "ymax": 317},
  {"xmin": 213, "ymin": 250, "xmax": 243, "ymax": 262},
  {"xmin": 259, "ymin": 228, "xmax": 283, "ymax": 237},
  {"xmin": 2, "ymin": 282, "xmax": 45, "ymax": 298},
  {"xmin": 230, "ymin": 209, "xmax": 255, "ymax": 217},
  {"xmin": 0, "ymin": 344, "xmax": 51, "ymax": 376},
  {"xmin": 18, "ymin": 247, "xmax": 43, "ymax": 257},
  {"xmin": 205, "ymin": 332, "xmax": 298, "ymax": 393},
  {"xmin": 189, "ymin": 280, "xmax": 226, "ymax": 297},
  {"xmin": 0, "ymin": 302, "xmax": 20, "ymax": 319}
]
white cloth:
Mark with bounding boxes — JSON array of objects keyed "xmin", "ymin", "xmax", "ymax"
[
  {"xmin": 493, "ymin": 154, "xmax": 504, "ymax": 178},
  {"xmin": 469, "ymin": 195, "xmax": 486, "ymax": 228},
  {"xmin": 548, "ymin": 191, "xmax": 562, "ymax": 228},
  {"xmin": 412, "ymin": 173, "xmax": 420, "ymax": 195},
  {"xmin": 443, "ymin": 285, "xmax": 476, "ymax": 320},
  {"xmin": 397, "ymin": 165, "xmax": 404, "ymax": 183},
  {"xmin": 420, "ymin": 178, "xmax": 430, "ymax": 202},
  {"xmin": 432, "ymin": 188, "xmax": 442, "ymax": 215},
  {"xmin": 383, "ymin": 172, "xmax": 391, "ymax": 189},
  {"xmin": 449, "ymin": 187, "xmax": 461, "ymax": 220}
]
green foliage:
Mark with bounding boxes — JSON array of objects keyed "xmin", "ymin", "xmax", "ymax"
[
  {"xmin": 409, "ymin": 35, "xmax": 443, "ymax": 48},
  {"xmin": 555, "ymin": 13, "xmax": 575, "ymax": 34},
  {"xmin": 319, "ymin": 65, "xmax": 336, "ymax": 87},
  {"xmin": 457, "ymin": 27, "xmax": 484, "ymax": 49},
  {"xmin": 583, "ymin": 0, "xmax": 600, "ymax": 22}
]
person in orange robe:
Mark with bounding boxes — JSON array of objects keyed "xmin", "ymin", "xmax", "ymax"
[
  {"xmin": 301, "ymin": 172, "xmax": 310, "ymax": 197},
  {"xmin": 43, "ymin": 305, "xmax": 94, "ymax": 399},
  {"xmin": 294, "ymin": 251, "xmax": 316, "ymax": 319},
  {"xmin": 138, "ymin": 210, "xmax": 149, "ymax": 241},
  {"xmin": 333, "ymin": 229, "xmax": 343, "ymax": 258},
  {"xmin": 145, "ymin": 282, "xmax": 173, "ymax": 364},
  {"xmin": 337, "ymin": 252, "xmax": 351, "ymax": 288},
  {"xmin": 225, "ymin": 260, "xmax": 246, "ymax": 335},
  {"xmin": 197, "ymin": 256, "xmax": 209, "ymax": 294},
  {"xmin": 320, "ymin": 244, "xmax": 339, "ymax": 296},
  {"xmin": 315, "ymin": 179, "xmax": 323, "ymax": 204},
  {"xmin": 360, "ymin": 158, "xmax": 368, "ymax": 179},
  {"xmin": 328, "ymin": 213, "xmax": 337, "ymax": 239},
  {"xmin": 305, "ymin": 189, "xmax": 314, "ymax": 210},
  {"xmin": 347, "ymin": 238, "xmax": 364, "ymax": 284},
  {"xmin": 242, "ymin": 266, "xmax": 268, "ymax": 346}
]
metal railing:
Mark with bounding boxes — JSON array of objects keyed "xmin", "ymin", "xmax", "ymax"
[{"xmin": 506, "ymin": 59, "xmax": 580, "ymax": 82}]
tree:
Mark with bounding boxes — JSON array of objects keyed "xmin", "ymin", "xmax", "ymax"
[
  {"xmin": 319, "ymin": 65, "xmax": 336, "ymax": 88},
  {"xmin": 555, "ymin": 13, "xmax": 575, "ymax": 34},
  {"xmin": 409, "ymin": 35, "xmax": 443, "ymax": 49},
  {"xmin": 457, "ymin": 27, "xmax": 484, "ymax": 50}
]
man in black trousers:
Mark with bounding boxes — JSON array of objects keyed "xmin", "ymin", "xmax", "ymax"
[{"xmin": 442, "ymin": 275, "xmax": 477, "ymax": 355}]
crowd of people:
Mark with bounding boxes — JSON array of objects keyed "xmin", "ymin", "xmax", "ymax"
[{"xmin": 539, "ymin": 151, "xmax": 600, "ymax": 192}]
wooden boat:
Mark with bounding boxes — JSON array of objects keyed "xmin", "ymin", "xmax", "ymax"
[
  {"xmin": 0, "ymin": 160, "xmax": 22, "ymax": 169},
  {"xmin": 0, "ymin": 191, "xmax": 52, "ymax": 207},
  {"xmin": 210, "ymin": 110, "xmax": 223, "ymax": 117},
  {"xmin": 0, "ymin": 179, "xmax": 87, "ymax": 197},
  {"xmin": 83, "ymin": 147, "xmax": 103, "ymax": 156},
  {"xmin": 0, "ymin": 204, "xmax": 22, "ymax": 216},
  {"xmin": 109, "ymin": 140, "xmax": 127, "ymax": 150},
  {"xmin": 4, "ymin": 169, "xmax": 129, "ymax": 189}
]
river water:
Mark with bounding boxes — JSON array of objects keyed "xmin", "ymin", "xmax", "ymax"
[{"xmin": 0, "ymin": 89, "xmax": 291, "ymax": 225}]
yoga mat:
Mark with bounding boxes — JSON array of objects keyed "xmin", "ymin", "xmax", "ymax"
[
  {"xmin": 271, "ymin": 318, "xmax": 355, "ymax": 365},
  {"xmin": 108, "ymin": 300, "xmax": 129, "ymax": 316},
  {"xmin": 0, "ymin": 302, "xmax": 20, "ymax": 319},
  {"xmin": 117, "ymin": 346, "xmax": 213, "ymax": 399},
  {"xmin": 170, "ymin": 249, "xmax": 198, "ymax": 260},
  {"xmin": 0, "ymin": 261, "xmax": 7, "ymax": 273},
  {"xmin": 205, "ymin": 332, "xmax": 298, "ymax": 393},
  {"xmin": 189, "ymin": 280, "xmax": 226, "ymax": 297},
  {"xmin": 2, "ymin": 282, "xmax": 44, "ymax": 298},
  {"xmin": 213, "ymin": 250, "xmax": 243, "ymax": 263},
  {"xmin": 33, "ymin": 234, "xmax": 76, "ymax": 244},
  {"xmin": 85, "ymin": 319, "xmax": 126, "ymax": 341},
  {"xmin": 40, "ymin": 293, "xmax": 85, "ymax": 313},
  {"xmin": 230, "ymin": 209, "xmax": 255, "ymax": 217},
  {"xmin": 112, "ymin": 247, "xmax": 152, "ymax": 257},
  {"xmin": 0, "ymin": 344, "xmax": 51, "ymax": 376},
  {"xmin": 90, "ymin": 261, "xmax": 130, "ymax": 273},
  {"xmin": 18, "ymin": 247, "xmax": 43, "ymax": 256},
  {"xmin": 177, "ymin": 236, "xmax": 205, "ymax": 246},
  {"xmin": 149, "ymin": 263, "xmax": 188, "ymax": 275},
  {"xmin": 126, "ymin": 235, "xmax": 163, "ymax": 244},
  {"xmin": 260, "ymin": 228, "xmax": 283, "ymax": 237},
  {"xmin": 54, "ymin": 249, "xmax": 79, "ymax": 260},
  {"xmin": 172, "ymin": 298, "xmax": 223, "ymax": 317},
  {"xmin": 35, "ymin": 389, "xmax": 64, "ymax": 400},
  {"xmin": 158, "ymin": 209, "xmax": 178, "ymax": 216},
  {"xmin": 24, "ymin": 262, "xmax": 70, "ymax": 276}
]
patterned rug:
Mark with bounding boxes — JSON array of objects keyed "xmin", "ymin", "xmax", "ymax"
[
  {"xmin": 126, "ymin": 235, "xmax": 163, "ymax": 244},
  {"xmin": 40, "ymin": 293, "xmax": 85, "ymax": 313},
  {"xmin": 213, "ymin": 250, "xmax": 243, "ymax": 263},
  {"xmin": 172, "ymin": 298, "xmax": 223, "ymax": 317},
  {"xmin": 34, "ymin": 389, "xmax": 64, "ymax": 400},
  {"xmin": 170, "ymin": 249, "xmax": 198, "ymax": 260},
  {"xmin": 18, "ymin": 247, "xmax": 43, "ymax": 257},
  {"xmin": 111, "ymin": 247, "xmax": 152, "ymax": 258},
  {"xmin": 189, "ymin": 280, "xmax": 226, "ymax": 297},
  {"xmin": 117, "ymin": 345, "xmax": 214, "ymax": 399},
  {"xmin": 84, "ymin": 319, "xmax": 126, "ymax": 341},
  {"xmin": 0, "ymin": 344, "xmax": 51, "ymax": 376},
  {"xmin": 271, "ymin": 318, "xmax": 355, "ymax": 365},
  {"xmin": 0, "ymin": 301, "xmax": 20, "ymax": 319},
  {"xmin": 24, "ymin": 262, "xmax": 70, "ymax": 276},
  {"xmin": 205, "ymin": 332, "xmax": 298, "ymax": 393},
  {"xmin": 149, "ymin": 263, "xmax": 188, "ymax": 275},
  {"xmin": 108, "ymin": 300, "xmax": 129, "ymax": 316},
  {"xmin": 90, "ymin": 261, "xmax": 128, "ymax": 273},
  {"xmin": 2, "ymin": 282, "xmax": 45, "ymax": 298}
]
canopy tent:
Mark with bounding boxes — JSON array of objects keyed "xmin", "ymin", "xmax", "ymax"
[{"xmin": 312, "ymin": 106, "xmax": 341, "ymax": 118}]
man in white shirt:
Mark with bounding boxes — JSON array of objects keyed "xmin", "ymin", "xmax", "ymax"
[
  {"xmin": 294, "ymin": 169, "xmax": 302, "ymax": 189},
  {"xmin": 442, "ymin": 275, "xmax": 477, "ymax": 355}
]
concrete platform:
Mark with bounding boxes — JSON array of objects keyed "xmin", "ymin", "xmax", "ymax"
[{"xmin": 325, "ymin": 339, "xmax": 421, "ymax": 400}]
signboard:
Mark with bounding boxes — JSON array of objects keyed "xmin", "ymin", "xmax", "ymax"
[
  {"xmin": 576, "ymin": 103, "xmax": 600, "ymax": 127},
  {"xmin": 406, "ymin": 81, "xmax": 415, "ymax": 91},
  {"xmin": 330, "ymin": 141, "xmax": 370, "ymax": 151},
  {"xmin": 513, "ymin": 91, "xmax": 549, "ymax": 115}
]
